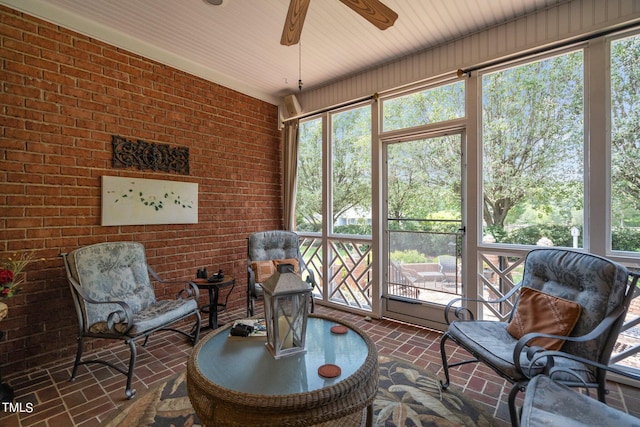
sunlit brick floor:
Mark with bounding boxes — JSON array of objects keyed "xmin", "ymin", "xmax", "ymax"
[{"xmin": 1, "ymin": 305, "xmax": 639, "ymax": 427}]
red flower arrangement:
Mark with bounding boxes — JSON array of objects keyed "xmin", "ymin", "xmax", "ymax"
[{"xmin": 0, "ymin": 252, "xmax": 34, "ymax": 300}]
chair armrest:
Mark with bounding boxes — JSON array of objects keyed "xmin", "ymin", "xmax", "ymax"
[
  {"xmin": 444, "ymin": 281, "xmax": 523, "ymax": 324},
  {"xmin": 147, "ymin": 266, "xmax": 200, "ymax": 300},
  {"xmin": 526, "ymin": 349, "xmax": 640, "ymax": 389},
  {"xmin": 303, "ymin": 267, "xmax": 317, "ymax": 289},
  {"xmin": 60, "ymin": 253, "xmax": 134, "ymax": 334},
  {"xmin": 513, "ymin": 304, "xmax": 627, "ymax": 378},
  {"xmin": 177, "ymin": 281, "xmax": 200, "ymax": 300},
  {"xmin": 248, "ymin": 265, "xmax": 256, "ymax": 285},
  {"xmin": 66, "ymin": 273, "xmax": 135, "ymax": 335},
  {"xmin": 247, "ymin": 265, "xmax": 259, "ymax": 297}
]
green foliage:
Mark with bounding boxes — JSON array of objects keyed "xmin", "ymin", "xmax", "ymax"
[
  {"xmin": 611, "ymin": 35, "xmax": 640, "ymax": 226},
  {"xmin": 482, "ymin": 51, "xmax": 584, "ymax": 229},
  {"xmin": 295, "ymin": 36, "xmax": 640, "ymax": 257},
  {"xmin": 296, "ymin": 221, "xmax": 320, "ymax": 233},
  {"xmin": 484, "ymin": 225, "xmax": 508, "ymax": 243},
  {"xmin": 296, "ymin": 118, "xmax": 323, "ymax": 231},
  {"xmin": 387, "ymin": 135, "xmax": 462, "ymax": 220},
  {"xmin": 488, "ymin": 224, "xmax": 640, "ymax": 253},
  {"xmin": 333, "ymin": 224, "xmax": 372, "ymax": 236},
  {"xmin": 384, "ymin": 81, "xmax": 465, "ymax": 131},
  {"xmin": 504, "ymin": 225, "xmax": 580, "ymax": 247},
  {"xmin": 612, "ymin": 228, "xmax": 640, "ymax": 252},
  {"xmin": 330, "ymin": 106, "xmax": 372, "ymax": 233},
  {"xmin": 390, "ymin": 250, "xmax": 428, "ymax": 264}
]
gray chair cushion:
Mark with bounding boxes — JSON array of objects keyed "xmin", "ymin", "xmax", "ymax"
[
  {"xmin": 521, "ymin": 375, "xmax": 640, "ymax": 427},
  {"xmin": 248, "ymin": 230, "xmax": 306, "ymax": 299},
  {"xmin": 448, "ymin": 320, "xmax": 593, "ymax": 382},
  {"xmin": 88, "ymin": 298, "xmax": 198, "ymax": 335},
  {"xmin": 248, "ymin": 230, "xmax": 302, "ymax": 262}
]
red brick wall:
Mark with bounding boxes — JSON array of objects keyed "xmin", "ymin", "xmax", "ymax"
[{"xmin": 0, "ymin": 7, "xmax": 283, "ymax": 373}]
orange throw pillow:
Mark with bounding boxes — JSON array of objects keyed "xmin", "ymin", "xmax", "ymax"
[
  {"xmin": 251, "ymin": 260, "xmax": 276, "ymax": 283},
  {"xmin": 251, "ymin": 258, "xmax": 300, "ymax": 283},
  {"xmin": 506, "ymin": 287, "xmax": 582, "ymax": 351}
]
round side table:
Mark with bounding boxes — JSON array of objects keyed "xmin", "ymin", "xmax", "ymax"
[{"xmin": 193, "ymin": 276, "xmax": 235, "ymax": 330}]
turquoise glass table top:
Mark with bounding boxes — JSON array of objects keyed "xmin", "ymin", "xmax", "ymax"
[{"xmin": 196, "ymin": 316, "xmax": 369, "ymax": 395}]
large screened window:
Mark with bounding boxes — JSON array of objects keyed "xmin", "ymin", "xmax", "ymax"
[
  {"xmin": 331, "ymin": 106, "xmax": 372, "ymax": 236},
  {"xmin": 382, "ymin": 81, "xmax": 465, "ymax": 132},
  {"xmin": 295, "ymin": 118, "xmax": 323, "ymax": 232},
  {"xmin": 295, "ymin": 104, "xmax": 374, "ymax": 312},
  {"xmin": 296, "ymin": 106, "xmax": 373, "ymax": 235},
  {"xmin": 481, "ymin": 50, "xmax": 585, "ymax": 247},
  {"xmin": 611, "ymin": 33, "xmax": 640, "ymax": 253}
]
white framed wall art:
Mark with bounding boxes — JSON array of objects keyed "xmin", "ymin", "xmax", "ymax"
[{"xmin": 101, "ymin": 176, "xmax": 198, "ymax": 226}]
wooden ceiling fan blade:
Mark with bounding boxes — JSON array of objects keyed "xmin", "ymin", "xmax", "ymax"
[
  {"xmin": 338, "ymin": 0, "xmax": 398, "ymax": 30},
  {"xmin": 281, "ymin": 0, "xmax": 311, "ymax": 46}
]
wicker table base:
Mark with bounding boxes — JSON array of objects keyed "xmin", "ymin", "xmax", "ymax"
[{"xmin": 187, "ymin": 314, "xmax": 378, "ymax": 427}]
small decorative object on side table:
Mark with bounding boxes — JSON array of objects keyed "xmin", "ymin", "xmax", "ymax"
[{"xmin": 193, "ymin": 272, "xmax": 235, "ymax": 330}]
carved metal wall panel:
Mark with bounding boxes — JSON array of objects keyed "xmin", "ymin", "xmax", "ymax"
[{"xmin": 112, "ymin": 135, "xmax": 189, "ymax": 174}]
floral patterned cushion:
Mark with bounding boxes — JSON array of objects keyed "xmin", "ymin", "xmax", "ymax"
[
  {"xmin": 88, "ymin": 298, "xmax": 198, "ymax": 335},
  {"xmin": 67, "ymin": 242, "xmax": 157, "ymax": 328}
]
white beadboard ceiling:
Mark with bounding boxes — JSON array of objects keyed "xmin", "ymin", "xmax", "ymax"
[{"xmin": 2, "ymin": 0, "xmax": 569, "ymax": 104}]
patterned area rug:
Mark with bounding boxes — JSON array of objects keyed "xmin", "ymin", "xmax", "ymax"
[{"xmin": 102, "ymin": 355, "xmax": 495, "ymax": 427}]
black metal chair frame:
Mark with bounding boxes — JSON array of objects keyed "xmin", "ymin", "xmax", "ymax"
[
  {"xmin": 439, "ymin": 250, "xmax": 638, "ymax": 426},
  {"xmin": 61, "ymin": 252, "xmax": 201, "ymax": 399}
]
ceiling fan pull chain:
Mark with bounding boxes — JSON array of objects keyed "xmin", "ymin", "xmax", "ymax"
[{"xmin": 298, "ymin": 42, "xmax": 303, "ymax": 92}]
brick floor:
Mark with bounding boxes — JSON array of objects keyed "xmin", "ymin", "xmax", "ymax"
[{"xmin": 0, "ymin": 305, "xmax": 638, "ymax": 426}]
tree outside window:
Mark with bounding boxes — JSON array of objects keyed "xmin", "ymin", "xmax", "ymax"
[
  {"xmin": 481, "ymin": 51, "xmax": 584, "ymax": 247},
  {"xmin": 611, "ymin": 34, "xmax": 640, "ymax": 252}
]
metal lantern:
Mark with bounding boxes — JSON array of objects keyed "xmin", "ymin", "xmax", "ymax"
[{"xmin": 262, "ymin": 263, "xmax": 312, "ymax": 359}]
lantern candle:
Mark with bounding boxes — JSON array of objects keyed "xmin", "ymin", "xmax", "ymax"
[{"xmin": 278, "ymin": 315, "xmax": 293, "ymax": 349}]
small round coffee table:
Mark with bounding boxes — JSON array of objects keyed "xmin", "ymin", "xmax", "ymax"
[{"xmin": 187, "ymin": 314, "xmax": 378, "ymax": 426}]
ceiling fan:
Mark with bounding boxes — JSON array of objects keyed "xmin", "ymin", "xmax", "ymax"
[{"xmin": 280, "ymin": 0, "xmax": 398, "ymax": 46}]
